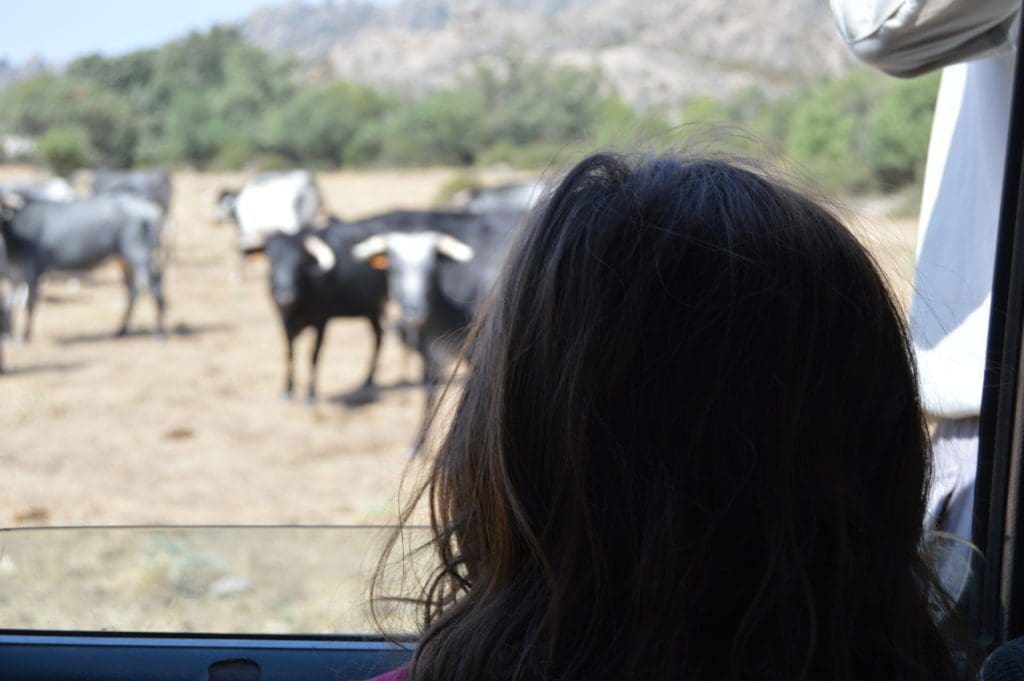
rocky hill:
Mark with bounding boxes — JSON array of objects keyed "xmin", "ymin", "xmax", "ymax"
[{"xmin": 238, "ymin": 0, "xmax": 854, "ymax": 108}]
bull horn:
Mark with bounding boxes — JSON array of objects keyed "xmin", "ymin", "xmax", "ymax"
[
  {"xmin": 303, "ymin": 235, "xmax": 336, "ymax": 271},
  {"xmin": 352, "ymin": 234, "xmax": 389, "ymax": 261},
  {"xmin": 436, "ymin": 234, "xmax": 474, "ymax": 262}
]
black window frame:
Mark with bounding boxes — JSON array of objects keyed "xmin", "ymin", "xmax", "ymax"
[{"xmin": 972, "ymin": 5, "xmax": 1024, "ymax": 659}]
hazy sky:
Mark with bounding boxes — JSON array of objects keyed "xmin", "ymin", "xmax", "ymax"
[{"xmin": 1, "ymin": 1, "xmax": 390, "ymax": 64}]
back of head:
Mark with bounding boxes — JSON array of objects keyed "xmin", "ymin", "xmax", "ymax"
[{"xmin": 383, "ymin": 153, "xmax": 954, "ymax": 681}]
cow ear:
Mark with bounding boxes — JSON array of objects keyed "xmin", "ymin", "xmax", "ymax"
[
  {"xmin": 352, "ymin": 234, "xmax": 389, "ymax": 261},
  {"xmin": 369, "ymin": 253, "xmax": 389, "ymax": 270},
  {"xmin": 436, "ymin": 234, "xmax": 474, "ymax": 262},
  {"xmin": 302, "ymin": 235, "xmax": 336, "ymax": 271}
]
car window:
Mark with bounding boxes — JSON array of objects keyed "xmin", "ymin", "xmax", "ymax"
[
  {"xmin": 0, "ymin": 5, "xmax": 1018, "ymax": 670},
  {"xmin": 0, "ymin": 526, "xmax": 427, "ymax": 635}
]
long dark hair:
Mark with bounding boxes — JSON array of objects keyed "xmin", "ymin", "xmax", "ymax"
[{"xmin": 373, "ymin": 153, "xmax": 955, "ymax": 681}]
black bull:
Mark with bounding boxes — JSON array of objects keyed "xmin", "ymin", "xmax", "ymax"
[{"xmin": 264, "ymin": 210, "xmax": 522, "ymax": 412}]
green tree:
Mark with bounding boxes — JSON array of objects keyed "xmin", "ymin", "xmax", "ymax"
[
  {"xmin": 785, "ymin": 70, "xmax": 878, "ymax": 192},
  {"xmin": 36, "ymin": 127, "xmax": 93, "ymax": 177},
  {"xmin": 680, "ymin": 95, "xmax": 728, "ymax": 124},
  {"xmin": 376, "ymin": 90, "xmax": 490, "ymax": 165},
  {"xmin": 72, "ymin": 92, "xmax": 138, "ymax": 167},
  {"xmin": 0, "ymin": 75, "xmax": 79, "ymax": 134},
  {"xmin": 262, "ymin": 82, "xmax": 388, "ymax": 165},
  {"xmin": 477, "ymin": 60, "xmax": 604, "ymax": 146},
  {"xmin": 163, "ymin": 94, "xmax": 233, "ymax": 166},
  {"xmin": 866, "ymin": 73, "xmax": 940, "ymax": 188}
]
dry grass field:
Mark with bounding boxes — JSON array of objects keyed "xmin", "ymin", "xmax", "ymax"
[
  {"xmin": 0, "ymin": 166, "xmax": 919, "ymax": 634},
  {"xmin": 0, "ymin": 167, "xmax": 919, "ymax": 528},
  {"xmin": 0, "ymin": 166, "xmax": 536, "ymax": 529}
]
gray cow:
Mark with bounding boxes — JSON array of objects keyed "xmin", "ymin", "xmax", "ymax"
[
  {"xmin": 92, "ymin": 169, "xmax": 172, "ymax": 213},
  {"xmin": 0, "ymin": 192, "xmax": 166, "ymax": 340}
]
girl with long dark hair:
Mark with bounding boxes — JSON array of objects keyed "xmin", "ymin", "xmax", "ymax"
[{"xmin": 370, "ymin": 152, "xmax": 955, "ymax": 681}]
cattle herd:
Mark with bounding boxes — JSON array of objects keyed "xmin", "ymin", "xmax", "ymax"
[{"xmin": 0, "ymin": 168, "xmax": 543, "ymax": 442}]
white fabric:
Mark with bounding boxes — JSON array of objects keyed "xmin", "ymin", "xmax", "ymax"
[
  {"xmin": 830, "ymin": 0, "xmax": 1019, "ymax": 76},
  {"xmin": 910, "ymin": 54, "xmax": 1015, "ymax": 417},
  {"xmin": 927, "ymin": 417, "xmax": 979, "ymax": 536},
  {"xmin": 831, "ymin": 1, "xmax": 1018, "ymax": 418}
]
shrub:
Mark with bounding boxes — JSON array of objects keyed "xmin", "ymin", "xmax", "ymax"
[
  {"xmin": 36, "ymin": 127, "xmax": 93, "ymax": 177},
  {"xmin": 212, "ymin": 134, "xmax": 256, "ymax": 170},
  {"xmin": 261, "ymin": 82, "xmax": 389, "ymax": 165},
  {"xmin": 375, "ymin": 91, "xmax": 490, "ymax": 165},
  {"xmin": 866, "ymin": 73, "xmax": 940, "ymax": 189},
  {"xmin": 785, "ymin": 72, "xmax": 877, "ymax": 193}
]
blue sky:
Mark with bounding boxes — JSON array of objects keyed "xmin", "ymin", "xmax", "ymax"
[{"xmin": 1, "ymin": 1, "xmax": 390, "ymax": 64}]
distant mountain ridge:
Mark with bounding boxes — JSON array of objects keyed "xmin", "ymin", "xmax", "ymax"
[{"xmin": 238, "ymin": 0, "xmax": 854, "ymax": 108}]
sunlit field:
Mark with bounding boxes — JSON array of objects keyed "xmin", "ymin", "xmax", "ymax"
[{"xmin": 0, "ymin": 166, "xmax": 918, "ymax": 529}]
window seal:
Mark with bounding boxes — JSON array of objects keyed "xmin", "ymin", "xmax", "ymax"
[{"xmin": 972, "ymin": 5, "xmax": 1024, "ymax": 651}]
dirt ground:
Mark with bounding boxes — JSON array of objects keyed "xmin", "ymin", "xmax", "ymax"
[
  {"xmin": 0, "ymin": 166, "xmax": 919, "ymax": 634},
  {"xmin": 0, "ymin": 168, "xmax": 919, "ymax": 529},
  {"xmin": 0, "ymin": 166, "xmax": 535, "ymax": 528}
]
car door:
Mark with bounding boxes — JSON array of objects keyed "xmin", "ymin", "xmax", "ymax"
[{"xmin": 0, "ymin": 526, "xmax": 415, "ymax": 680}]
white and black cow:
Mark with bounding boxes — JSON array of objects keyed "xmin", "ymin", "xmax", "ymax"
[
  {"xmin": 0, "ymin": 192, "xmax": 166, "ymax": 340},
  {"xmin": 352, "ymin": 210, "xmax": 522, "ymax": 423},
  {"xmin": 217, "ymin": 170, "xmax": 322, "ymax": 254}
]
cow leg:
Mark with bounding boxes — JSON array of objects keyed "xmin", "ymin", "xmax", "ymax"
[
  {"xmin": 408, "ymin": 341, "xmax": 438, "ymax": 458},
  {"xmin": 21, "ymin": 278, "xmax": 39, "ymax": 343},
  {"xmin": 307, "ymin": 321, "xmax": 327, "ymax": 404},
  {"xmin": 117, "ymin": 260, "xmax": 137, "ymax": 337},
  {"xmin": 362, "ymin": 315, "xmax": 383, "ymax": 389},
  {"xmin": 409, "ymin": 335, "xmax": 438, "ymax": 454},
  {"xmin": 234, "ymin": 249, "xmax": 251, "ymax": 284},
  {"xmin": 0, "ymin": 282, "xmax": 9, "ymax": 371},
  {"xmin": 150, "ymin": 269, "xmax": 166, "ymax": 338},
  {"xmin": 282, "ymin": 323, "xmax": 298, "ymax": 400}
]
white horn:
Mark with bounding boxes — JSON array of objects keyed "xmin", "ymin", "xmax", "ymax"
[
  {"xmin": 303, "ymin": 235, "xmax": 336, "ymax": 271},
  {"xmin": 436, "ymin": 234, "xmax": 474, "ymax": 262},
  {"xmin": 352, "ymin": 234, "xmax": 389, "ymax": 261}
]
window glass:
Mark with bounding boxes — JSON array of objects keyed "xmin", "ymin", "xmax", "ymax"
[
  {"xmin": 0, "ymin": 2, "xmax": 938, "ymax": 529},
  {"xmin": 0, "ymin": 526, "xmax": 427, "ymax": 634},
  {"xmin": 0, "ymin": 0, "xmax": 1010, "ymax": 647}
]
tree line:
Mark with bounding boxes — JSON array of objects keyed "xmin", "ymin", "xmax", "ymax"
[{"xmin": 0, "ymin": 27, "xmax": 939, "ymax": 195}]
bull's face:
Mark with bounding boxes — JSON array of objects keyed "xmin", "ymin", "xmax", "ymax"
[
  {"xmin": 352, "ymin": 231, "xmax": 474, "ymax": 329},
  {"xmin": 266, "ymin": 233, "xmax": 335, "ymax": 310}
]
